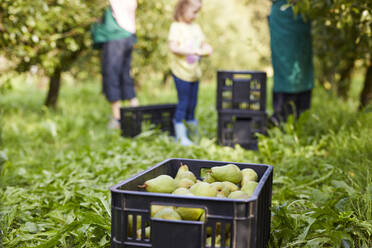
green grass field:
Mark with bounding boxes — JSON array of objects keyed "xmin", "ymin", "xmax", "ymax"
[{"xmin": 0, "ymin": 76, "xmax": 371, "ymax": 247}]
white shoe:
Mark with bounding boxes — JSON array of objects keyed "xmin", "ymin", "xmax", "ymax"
[
  {"xmin": 107, "ymin": 117, "xmax": 120, "ymax": 130},
  {"xmin": 174, "ymin": 122, "xmax": 193, "ymax": 146}
]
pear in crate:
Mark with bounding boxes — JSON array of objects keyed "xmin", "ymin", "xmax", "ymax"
[
  {"xmin": 202, "ymin": 171, "xmax": 216, "ymax": 183},
  {"xmin": 151, "ymin": 205, "xmax": 171, "ymax": 217},
  {"xmin": 153, "ymin": 207, "xmax": 182, "ymax": 220},
  {"xmin": 228, "ymin": 190, "xmax": 251, "ymax": 199},
  {"xmin": 206, "ymin": 235, "xmax": 221, "ymax": 247},
  {"xmin": 199, "ymin": 212, "xmax": 206, "ymax": 221},
  {"xmin": 173, "ymin": 187, "xmax": 193, "ymax": 196},
  {"xmin": 190, "ymin": 182, "xmax": 218, "ymax": 197},
  {"xmin": 211, "ymin": 182, "xmax": 230, "ymax": 197},
  {"xmin": 128, "ymin": 215, "xmax": 142, "ymax": 237},
  {"xmin": 241, "ymin": 168, "xmax": 258, "ymax": 185},
  {"xmin": 211, "ymin": 164, "xmax": 242, "ymax": 184},
  {"xmin": 136, "ymin": 226, "xmax": 151, "ymax": 239},
  {"xmin": 138, "ymin": 175, "xmax": 176, "ymax": 193},
  {"xmin": 222, "ymin": 181, "xmax": 239, "ymax": 192},
  {"xmin": 241, "ymin": 181, "xmax": 258, "ymax": 196},
  {"xmin": 175, "ymin": 164, "xmax": 197, "ymax": 183},
  {"xmin": 176, "ymin": 178, "xmax": 195, "ymax": 189},
  {"xmin": 176, "ymin": 207, "xmax": 204, "ymax": 221}
]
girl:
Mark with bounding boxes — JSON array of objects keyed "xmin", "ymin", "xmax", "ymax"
[{"xmin": 168, "ymin": 0, "xmax": 212, "ymax": 146}]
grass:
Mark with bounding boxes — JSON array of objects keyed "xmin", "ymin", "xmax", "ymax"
[{"xmin": 0, "ymin": 75, "xmax": 371, "ymax": 247}]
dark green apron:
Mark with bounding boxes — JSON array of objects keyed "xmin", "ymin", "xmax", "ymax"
[
  {"xmin": 269, "ymin": 0, "xmax": 314, "ymax": 93},
  {"xmin": 91, "ymin": 7, "xmax": 133, "ymax": 49}
]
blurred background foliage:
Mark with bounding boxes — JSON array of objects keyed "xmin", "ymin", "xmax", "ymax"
[{"xmin": 0, "ymin": 0, "xmax": 371, "ymax": 108}]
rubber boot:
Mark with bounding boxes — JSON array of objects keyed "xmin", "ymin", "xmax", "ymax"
[
  {"xmin": 174, "ymin": 122, "xmax": 193, "ymax": 146},
  {"xmin": 186, "ymin": 119, "xmax": 199, "ymax": 139}
]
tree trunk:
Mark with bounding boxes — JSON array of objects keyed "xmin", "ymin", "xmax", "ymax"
[
  {"xmin": 162, "ymin": 69, "xmax": 172, "ymax": 88},
  {"xmin": 44, "ymin": 50, "xmax": 83, "ymax": 108},
  {"xmin": 45, "ymin": 68, "xmax": 62, "ymax": 108},
  {"xmin": 359, "ymin": 64, "xmax": 372, "ymax": 110},
  {"xmin": 337, "ymin": 63, "xmax": 354, "ymax": 100}
]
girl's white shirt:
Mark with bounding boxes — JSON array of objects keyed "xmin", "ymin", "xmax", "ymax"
[{"xmin": 109, "ymin": 0, "xmax": 137, "ymax": 34}]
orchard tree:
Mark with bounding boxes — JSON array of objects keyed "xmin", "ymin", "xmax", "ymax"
[
  {"xmin": 292, "ymin": 0, "xmax": 371, "ymax": 108},
  {"xmin": 0, "ymin": 0, "xmax": 174, "ymax": 108},
  {"xmin": 0, "ymin": 0, "xmax": 104, "ymax": 108}
]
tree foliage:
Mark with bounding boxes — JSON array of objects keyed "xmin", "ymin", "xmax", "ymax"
[
  {"xmin": 292, "ymin": 0, "xmax": 371, "ymax": 103},
  {"xmin": 0, "ymin": 0, "xmax": 104, "ymax": 107}
]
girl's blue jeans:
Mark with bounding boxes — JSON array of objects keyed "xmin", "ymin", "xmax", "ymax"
[{"xmin": 172, "ymin": 74, "xmax": 199, "ymax": 123}]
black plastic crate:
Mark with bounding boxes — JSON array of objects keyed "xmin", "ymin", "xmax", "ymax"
[
  {"xmin": 111, "ymin": 158, "xmax": 273, "ymax": 248},
  {"xmin": 217, "ymin": 110, "xmax": 267, "ymax": 150},
  {"xmin": 217, "ymin": 70, "xmax": 267, "ymax": 112},
  {"xmin": 120, "ymin": 104, "xmax": 176, "ymax": 137}
]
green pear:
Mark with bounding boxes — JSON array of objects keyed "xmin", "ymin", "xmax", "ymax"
[
  {"xmin": 153, "ymin": 207, "xmax": 181, "ymax": 220},
  {"xmin": 241, "ymin": 168, "xmax": 258, "ymax": 185},
  {"xmin": 176, "ymin": 207, "xmax": 204, "ymax": 221},
  {"xmin": 172, "ymin": 187, "xmax": 193, "ymax": 196},
  {"xmin": 176, "ymin": 178, "xmax": 195, "ymax": 189},
  {"xmin": 241, "ymin": 181, "xmax": 258, "ymax": 196},
  {"xmin": 222, "ymin": 181, "xmax": 239, "ymax": 192},
  {"xmin": 226, "ymin": 236, "xmax": 231, "ymax": 247},
  {"xmin": 202, "ymin": 171, "xmax": 216, "ymax": 183},
  {"xmin": 190, "ymin": 182, "xmax": 218, "ymax": 197},
  {"xmin": 211, "ymin": 182, "xmax": 230, "ymax": 197},
  {"xmin": 175, "ymin": 164, "xmax": 197, "ymax": 182},
  {"xmin": 175, "ymin": 171, "xmax": 197, "ymax": 183},
  {"xmin": 175, "ymin": 163, "xmax": 189, "ymax": 176},
  {"xmin": 228, "ymin": 190, "xmax": 251, "ymax": 199},
  {"xmin": 139, "ymin": 175, "xmax": 176, "ymax": 193},
  {"xmin": 128, "ymin": 215, "xmax": 142, "ymax": 237},
  {"xmin": 151, "ymin": 205, "xmax": 170, "ymax": 217},
  {"xmin": 136, "ymin": 226, "xmax": 151, "ymax": 239},
  {"xmin": 199, "ymin": 212, "xmax": 206, "ymax": 222},
  {"xmin": 206, "ymin": 235, "xmax": 221, "ymax": 247},
  {"xmin": 211, "ymin": 164, "xmax": 242, "ymax": 184}
]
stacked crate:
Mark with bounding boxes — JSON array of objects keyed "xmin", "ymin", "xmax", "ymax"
[{"xmin": 216, "ymin": 70, "xmax": 267, "ymax": 150}]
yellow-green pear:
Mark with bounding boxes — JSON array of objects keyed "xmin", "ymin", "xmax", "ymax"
[
  {"xmin": 139, "ymin": 175, "xmax": 176, "ymax": 193},
  {"xmin": 172, "ymin": 187, "xmax": 193, "ymax": 196},
  {"xmin": 153, "ymin": 207, "xmax": 181, "ymax": 220},
  {"xmin": 206, "ymin": 235, "xmax": 221, "ymax": 247},
  {"xmin": 241, "ymin": 168, "xmax": 258, "ymax": 185},
  {"xmin": 136, "ymin": 226, "xmax": 151, "ymax": 239},
  {"xmin": 211, "ymin": 164, "xmax": 242, "ymax": 184},
  {"xmin": 199, "ymin": 212, "xmax": 206, "ymax": 222},
  {"xmin": 176, "ymin": 207, "xmax": 204, "ymax": 221},
  {"xmin": 228, "ymin": 190, "xmax": 250, "ymax": 199},
  {"xmin": 176, "ymin": 178, "xmax": 195, "ymax": 189},
  {"xmin": 211, "ymin": 182, "xmax": 230, "ymax": 197},
  {"xmin": 175, "ymin": 171, "xmax": 197, "ymax": 183},
  {"xmin": 128, "ymin": 215, "xmax": 142, "ymax": 237},
  {"xmin": 226, "ymin": 236, "xmax": 231, "ymax": 247},
  {"xmin": 222, "ymin": 181, "xmax": 239, "ymax": 192},
  {"xmin": 241, "ymin": 181, "xmax": 258, "ymax": 196},
  {"xmin": 190, "ymin": 182, "xmax": 218, "ymax": 197},
  {"xmin": 176, "ymin": 163, "xmax": 189, "ymax": 176},
  {"xmin": 175, "ymin": 164, "xmax": 197, "ymax": 183},
  {"xmin": 202, "ymin": 172, "xmax": 216, "ymax": 183},
  {"xmin": 151, "ymin": 205, "xmax": 170, "ymax": 217}
]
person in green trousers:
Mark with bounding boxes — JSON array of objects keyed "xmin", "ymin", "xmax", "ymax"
[{"xmin": 269, "ymin": 0, "xmax": 314, "ymax": 124}]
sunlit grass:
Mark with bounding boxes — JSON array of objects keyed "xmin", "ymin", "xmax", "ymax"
[{"xmin": 0, "ymin": 74, "xmax": 371, "ymax": 247}]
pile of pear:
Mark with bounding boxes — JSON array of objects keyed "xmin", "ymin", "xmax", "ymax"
[
  {"xmin": 132, "ymin": 163, "xmax": 259, "ymax": 241},
  {"xmin": 139, "ymin": 163, "xmax": 258, "ymax": 199}
]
